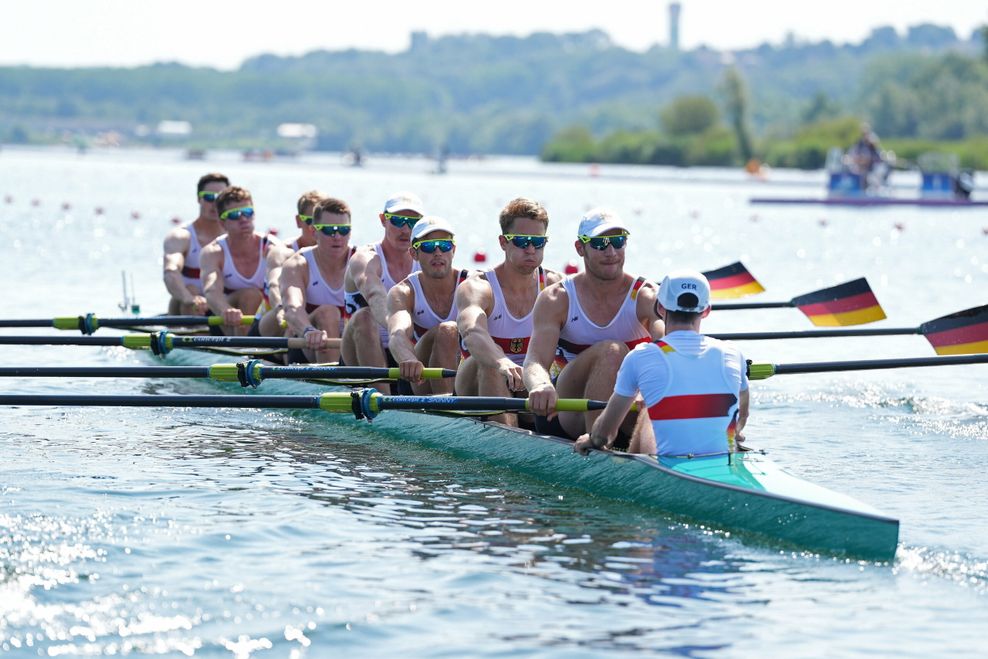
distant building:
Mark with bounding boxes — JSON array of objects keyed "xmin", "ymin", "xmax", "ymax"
[{"xmin": 669, "ymin": 2, "xmax": 681, "ymax": 52}]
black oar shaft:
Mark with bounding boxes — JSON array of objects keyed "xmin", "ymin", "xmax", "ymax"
[
  {"xmin": 711, "ymin": 327, "xmax": 919, "ymax": 340},
  {"xmin": 773, "ymin": 354, "xmax": 988, "ymax": 375},
  {"xmin": 0, "ymin": 366, "xmax": 207, "ymax": 378},
  {"xmin": 712, "ymin": 301, "xmax": 793, "ymax": 310},
  {"xmin": 0, "ymin": 336, "xmax": 123, "ymax": 346},
  {"xmin": 0, "ymin": 394, "xmax": 321, "ymax": 408},
  {"xmin": 377, "ymin": 396, "xmax": 606, "ymax": 411}
]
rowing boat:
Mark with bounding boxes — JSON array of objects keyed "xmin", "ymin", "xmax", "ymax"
[{"xmin": 147, "ymin": 343, "xmax": 900, "ymax": 561}]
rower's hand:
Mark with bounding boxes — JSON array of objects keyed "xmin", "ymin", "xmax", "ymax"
[
  {"xmin": 399, "ymin": 359, "xmax": 425, "ymax": 384},
  {"xmin": 573, "ymin": 433, "xmax": 595, "ymax": 456},
  {"xmin": 303, "ymin": 327, "xmax": 328, "ymax": 349},
  {"xmin": 526, "ymin": 383, "xmax": 558, "ymax": 419},
  {"xmin": 190, "ymin": 295, "xmax": 209, "ymax": 315},
  {"xmin": 222, "ymin": 307, "xmax": 244, "ymax": 327},
  {"xmin": 497, "ymin": 358, "xmax": 525, "ymax": 392}
]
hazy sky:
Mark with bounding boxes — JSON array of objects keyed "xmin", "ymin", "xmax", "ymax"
[{"xmin": 4, "ymin": 1, "xmax": 986, "ymax": 70}]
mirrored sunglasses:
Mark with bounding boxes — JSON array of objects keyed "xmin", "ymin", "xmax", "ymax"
[
  {"xmin": 313, "ymin": 224, "xmax": 351, "ymax": 236},
  {"xmin": 579, "ymin": 233, "xmax": 628, "ymax": 250},
  {"xmin": 220, "ymin": 207, "xmax": 255, "ymax": 221},
  {"xmin": 384, "ymin": 213, "xmax": 420, "ymax": 229},
  {"xmin": 503, "ymin": 234, "xmax": 548, "ymax": 249},
  {"xmin": 412, "ymin": 239, "xmax": 455, "ymax": 253}
]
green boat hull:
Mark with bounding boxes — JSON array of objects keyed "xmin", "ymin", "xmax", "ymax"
[{"xmin": 159, "ymin": 348, "xmax": 899, "ymax": 561}]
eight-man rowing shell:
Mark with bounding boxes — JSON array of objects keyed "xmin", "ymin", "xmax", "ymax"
[{"xmin": 157, "ymin": 345, "xmax": 900, "ymax": 561}]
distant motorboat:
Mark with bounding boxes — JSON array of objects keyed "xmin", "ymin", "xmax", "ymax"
[{"xmin": 751, "ymin": 149, "xmax": 986, "ymax": 207}]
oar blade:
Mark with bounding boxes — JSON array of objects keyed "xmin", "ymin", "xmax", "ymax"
[
  {"xmin": 919, "ymin": 304, "xmax": 988, "ymax": 355},
  {"xmin": 791, "ymin": 278, "xmax": 886, "ymax": 327},
  {"xmin": 702, "ymin": 262, "xmax": 766, "ymax": 300}
]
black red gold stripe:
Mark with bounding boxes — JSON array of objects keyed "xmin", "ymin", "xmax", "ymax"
[
  {"xmin": 920, "ymin": 305, "xmax": 988, "ymax": 355},
  {"xmin": 703, "ymin": 262, "xmax": 765, "ymax": 300},
  {"xmin": 792, "ymin": 278, "xmax": 886, "ymax": 326}
]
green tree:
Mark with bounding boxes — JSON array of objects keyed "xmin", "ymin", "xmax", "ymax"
[
  {"xmin": 660, "ymin": 95, "xmax": 719, "ymax": 136},
  {"xmin": 718, "ymin": 67, "xmax": 753, "ymax": 161}
]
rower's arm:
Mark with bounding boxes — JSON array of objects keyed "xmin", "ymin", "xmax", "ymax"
[
  {"xmin": 636, "ymin": 283, "xmax": 665, "ymax": 339},
  {"xmin": 263, "ymin": 242, "xmax": 293, "ymax": 311},
  {"xmin": 350, "ymin": 249, "xmax": 389, "ymax": 329},
  {"xmin": 199, "ymin": 243, "xmax": 229, "ymax": 315},
  {"xmin": 580, "ymin": 392, "xmax": 637, "ymax": 452},
  {"xmin": 455, "ymin": 276, "xmax": 502, "ymax": 367},
  {"xmin": 523, "ymin": 284, "xmax": 565, "ymax": 397},
  {"xmin": 162, "ymin": 229, "xmax": 194, "ymax": 303},
  {"xmin": 386, "ymin": 281, "xmax": 418, "ymax": 365},
  {"xmin": 279, "ymin": 253, "xmax": 310, "ymax": 336}
]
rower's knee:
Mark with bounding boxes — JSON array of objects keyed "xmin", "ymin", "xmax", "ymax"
[
  {"xmin": 434, "ymin": 321, "xmax": 459, "ymax": 348},
  {"xmin": 596, "ymin": 340, "xmax": 629, "ymax": 369},
  {"xmin": 311, "ymin": 305, "xmax": 341, "ymax": 335}
]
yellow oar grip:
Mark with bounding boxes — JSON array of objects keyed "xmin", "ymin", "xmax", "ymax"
[
  {"xmin": 53, "ymin": 316, "xmax": 88, "ymax": 330},
  {"xmin": 317, "ymin": 391, "xmax": 383, "ymax": 413},
  {"xmin": 206, "ymin": 315, "xmax": 257, "ymax": 327},
  {"xmin": 121, "ymin": 335, "xmax": 153, "ymax": 350},
  {"xmin": 747, "ymin": 363, "xmax": 776, "ymax": 381},
  {"xmin": 550, "ymin": 399, "xmax": 593, "ymax": 412}
]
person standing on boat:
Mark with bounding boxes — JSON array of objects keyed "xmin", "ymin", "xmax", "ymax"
[
  {"xmin": 199, "ymin": 186, "xmax": 291, "ymax": 336},
  {"xmin": 277, "ymin": 196, "xmax": 355, "ymax": 364},
  {"xmin": 574, "ymin": 270, "xmax": 749, "ymax": 456},
  {"xmin": 255, "ymin": 190, "xmax": 322, "ymax": 338},
  {"xmin": 341, "ymin": 192, "xmax": 424, "ymax": 375},
  {"xmin": 524, "ymin": 209, "xmax": 664, "ymax": 441},
  {"xmin": 387, "ymin": 217, "xmax": 470, "ymax": 395},
  {"xmin": 455, "ymin": 198, "xmax": 562, "ymax": 424},
  {"xmin": 162, "ymin": 172, "xmax": 229, "ymax": 315}
]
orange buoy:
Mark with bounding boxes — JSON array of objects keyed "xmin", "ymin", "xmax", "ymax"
[
  {"xmin": 267, "ymin": 227, "xmax": 279, "ymax": 236},
  {"xmin": 473, "ymin": 250, "xmax": 487, "ymax": 263},
  {"xmin": 564, "ymin": 261, "xmax": 579, "ymax": 275}
]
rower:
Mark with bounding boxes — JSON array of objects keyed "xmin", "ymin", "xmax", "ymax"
[
  {"xmin": 256, "ymin": 190, "xmax": 322, "ymax": 338},
  {"xmin": 199, "ymin": 186, "xmax": 291, "ymax": 336},
  {"xmin": 341, "ymin": 192, "xmax": 424, "ymax": 383},
  {"xmin": 287, "ymin": 190, "xmax": 321, "ymax": 251},
  {"xmin": 574, "ymin": 270, "xmax": 749, "ymax": 456},
  {"xmin": 387, "ymin": 217, "xmax": 470, "ymax": 395},
  {"xmin": 279, "ymin": 197, "xmax": 355, "ymax": 364},
  {"xmin": 455, "ymin": 198, "xmax": 562, "ymax": 424},
  {"xmin": 524, "ymin": 208, "xmax": 664, "ymax": 441},
  {"xmin": 162, "ymin": 172, "xmax": 230, "ymax": 315}
]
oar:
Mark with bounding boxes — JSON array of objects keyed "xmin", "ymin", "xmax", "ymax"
[
  {"xmin": 713, "ymin": 304, "xmax": 988, "ymax": 355},
  {"xmin": 712, "ymin": 278, "xmax": 886, "ymax": 327},
  {"xmin": 749, "ymin": 354, "xmax": 988, "ymax": 380},
  {"xmin": 0, "ymin": 332, "xmax": 340, "ymax": 354},
  {"xmin": 0, "ymin": 391, "xmax": 605, "ymax": 419},
  {"xmin": 0, "ymin": 364, "xmax": 455, "ymax": 385},
  {"xmin": 0, "ymin": 314, "xmax": 256, "ymax": 334}
]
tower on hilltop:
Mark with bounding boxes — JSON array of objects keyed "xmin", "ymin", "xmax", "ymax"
[{"xmin": 669, "ymin": 2, "xmax": 681, "ymax": 51}]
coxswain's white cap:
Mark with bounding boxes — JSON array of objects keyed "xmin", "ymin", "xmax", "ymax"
[{"xmin": 658, "ymin": 270, "xmax": 711, "ymax": 312}]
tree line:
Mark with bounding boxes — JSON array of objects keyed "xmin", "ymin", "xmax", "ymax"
[{"xmin": 1, "ymin": 25, "xmax": 986, "ymax": 168}]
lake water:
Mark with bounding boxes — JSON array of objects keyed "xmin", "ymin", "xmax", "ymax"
[{"xmin": 1, "ymin": 146, "xmax": 987, "ymax": 656}]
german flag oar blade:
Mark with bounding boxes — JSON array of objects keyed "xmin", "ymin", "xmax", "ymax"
[
  {"xmin": 791, "ymin": 278, "xmax": 886, "ymax": 327},
  {"xmin": 919, "ymin": 305, "xmax": 988, "ymax": 355},
  {"xmin": 702, "ymin": 262, "xmax": 766, "ymax": 300}
]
